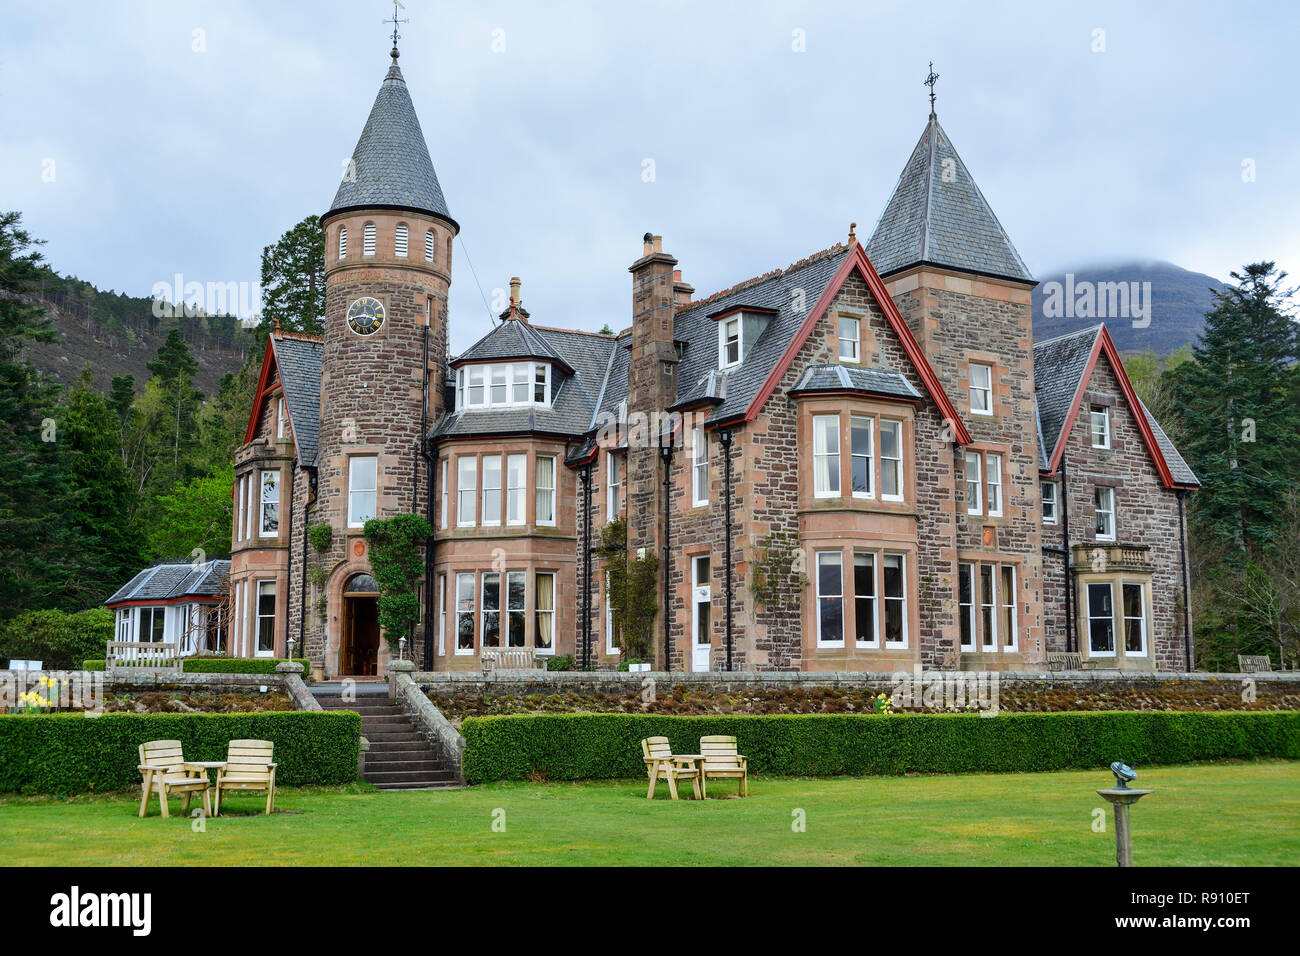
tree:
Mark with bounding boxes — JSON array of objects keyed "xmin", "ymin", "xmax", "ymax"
[
  {"xmin": 1165, "ymin": 262, "xmax": 1300, "ymax": 557},
  {"xmin": 363, "ymin": 513, "xmax": 433, "ymax": 651},
  {"xmin": 148, "ymin": 464, "xmax": 235, "ymax": 561},
  {"xmin": 260, "ymin": 215, "xmax": 325, "ymax": 335},
  {"xmin": 0, "ymin": 607, "xmax": 114, "ymax": 670},
  {"xmin": 0, "ymin": 212, "xmax": 88, "ymax": 615},
  {"xmin": 595, "ymin": 515, "xmax": 659, "ymax": 661}
]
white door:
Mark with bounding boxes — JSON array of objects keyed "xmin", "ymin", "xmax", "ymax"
[{"xmin": 692, "ymin": 556, "xmax": 712, "ymax": 672}]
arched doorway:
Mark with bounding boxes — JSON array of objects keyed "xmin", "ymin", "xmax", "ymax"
[{"xmin": 341, "ymin": 573, "xmax": 381, "ymax": 676}]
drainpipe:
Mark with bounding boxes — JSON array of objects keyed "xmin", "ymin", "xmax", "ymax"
[
  {"xmin": 300, "ymin": 467, "xmax": 317, "ymax": 661},
  {"xmin": 720, "ymin": 429, "xmax": 734, "ymax": 672},
  {"xmin": 1060, "ymin": 454, "xmax": 1074, "ymax": 653},
  {"xmin": 284, "ymin": 457, "xmax": 297, "ymax": 659},
  {"xmin": 420, "ymin": 322, "xmax": 436, "ymax": 671},
  {"xmin": 1177, "ymin": 489, "xmax": 1193, "ymax": 671},
  {"xmin": 580, "ymin": 463, "xmax": 593, "ymax": 671},
  {"xmin": 659, "ymin": 438, "xmax": 674, "ymax": 671}
]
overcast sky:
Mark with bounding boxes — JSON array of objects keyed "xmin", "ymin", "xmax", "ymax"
[{"xmin": 3, "ymin": 0, "xmax": 1297, "ymax": 352}]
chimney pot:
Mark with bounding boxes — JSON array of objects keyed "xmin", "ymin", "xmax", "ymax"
[
  {"xmin": 509, "ymin": 276, "xmax": 521, "ymax": 310},
  {"xmin": 652, "ymin": 235, "xmax": 663, "ymax": 253}
]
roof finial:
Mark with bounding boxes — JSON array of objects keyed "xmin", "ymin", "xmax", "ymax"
[
  {"xmin": 924, "ymin": 61, "xmax": 939, "ymax": 119},
  {"xmin": 848, "ymin": 222, "xmax": 857, "ymax": 246},
  {"xmin": 385, "ymin": 0, "xmax": 408, "ymax": 59}
]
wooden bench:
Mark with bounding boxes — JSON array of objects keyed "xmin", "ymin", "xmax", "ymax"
[
  {"xmin": 699, "ymin": 735, "xmax": 748, "ymax": 798},
  {"xmin": 1238, "ymin": 654, "xmax": 1273, "ymax": 673},
  {"xmin": 481, "ymin": 648, "xmax": 546, "ymax": 674},
  {"xmin": 138, "ymin": 739, "xmax": 211, "ymax": 819},
  {"xmin": 640, "ymin": 736, "xmax": 701, "ymax": 800},
  {"xmin": 1045, "ymin": 652, "xmax": 1103, "ymax": 673},
  {"xmin": 214, "ymin": 739, "xmax": 277, "ymax": 816}
]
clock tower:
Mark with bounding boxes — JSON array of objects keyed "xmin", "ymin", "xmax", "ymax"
[{"xmin": 315, "ymin": 44, "xmax": 457, "ymax": 676}]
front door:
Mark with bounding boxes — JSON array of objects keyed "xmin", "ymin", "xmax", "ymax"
[
  {"xmin": 692, "ymin": 556, "xmax": 712, "ymax": 672},
  {"xmin": 342, "ymin": 595, "xmax": 380, "ymax": 676}
]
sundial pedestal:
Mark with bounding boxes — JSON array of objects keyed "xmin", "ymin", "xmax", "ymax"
[{"xmin": 1096, "ymin": 788, "xmax": 1153, "ymax": 867}]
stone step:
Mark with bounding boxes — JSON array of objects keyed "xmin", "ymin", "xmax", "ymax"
[
  {"xmin": 365, "ymin": 731, "xmax": 425, "ymax": 744},
  {"xmin": 365, "ymin": 769, "xmax": 459, "ymax": 785},
  {"xmin": 365, "ymin": 759, "xmax": 445, "ymax": 774},
  {"xmin": 371, "ymin": 781, "xmax": 462, "ymax": 791}
]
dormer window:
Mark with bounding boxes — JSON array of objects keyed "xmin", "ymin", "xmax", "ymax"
[
  {"xmin": 457, "ymin": 361, "xmax": 553, "ymax": 410},
  {"xmin": 720, "ymin": 318, "xmax": 741, "ymax": 368}
]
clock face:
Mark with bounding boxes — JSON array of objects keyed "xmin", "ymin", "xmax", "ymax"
[{"xmin": 346, "ymin": 296, "xmax": 386, "ymax": 336}]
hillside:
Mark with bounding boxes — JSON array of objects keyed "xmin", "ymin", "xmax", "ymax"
[
  {"xmin": 21, "ymin": 299, "xmax": 251, "ymax": 397},
  {"xmin": 1031, "ymin": 261, "xmax": 1227, "ymax": 355}
]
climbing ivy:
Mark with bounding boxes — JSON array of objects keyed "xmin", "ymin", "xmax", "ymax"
[
  {"xmin": 362, "ymin": 513, "xmax": 432, "ymax": 650},
  {"xmin": 750, "ymin": 531, "xmax": 807, "ymax": 611},
  {"xmin": 595, "ymin": 516, "xmax": 659, "ymax": 661}
]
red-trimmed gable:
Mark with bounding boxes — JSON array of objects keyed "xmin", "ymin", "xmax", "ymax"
[{"xmin": 745, "ymin": 242, "xmax": 972, "ymax": 445}]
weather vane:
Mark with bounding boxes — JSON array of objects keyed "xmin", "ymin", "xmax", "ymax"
[
  {"xmin": 385, "ymin": 1, "xmax": 409, "ymax": 55},
  {"xmin": 924, "ymin": 61, "xmax": 939, "ymax": 117}
]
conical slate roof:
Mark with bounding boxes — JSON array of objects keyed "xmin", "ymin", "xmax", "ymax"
[
  {"xmin": 866, "ymin": 114, "xmax": 1030, "ymax": 282},
  {"xmin": 328, "ymin": 55, "xmax": 455, "ymax": 228}
]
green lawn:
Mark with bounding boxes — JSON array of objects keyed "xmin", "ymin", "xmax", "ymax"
[{"xmin": 2, "ymin": 760, "xmax": 1297, "ymax": 866}]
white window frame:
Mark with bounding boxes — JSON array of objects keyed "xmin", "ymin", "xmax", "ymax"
[
  {"xmin": 880, "ymin": 419, "xmax": 903, "ymax": 501},
  {"xmin": 969, "ymin": 363, "xmax": 993, "ymax": 416},
  {"xmin": 457, "ymin": 361, "xmax": 552, "ymax": 409},
  {"xmin": 979, "ymin": 564, "xmax": 997, "ymax": 649},
  {"xmin": 1042, "ymin": 481, "xmax": 1058, "ymax": 525},
  {"xmin": 1095, "ymin": 486, "xmax": 1116, "ymax": 542},
  {"xmin": 1122, "ymin": 582, "xmax": 1148, "ymax": 657},
  {"xmin": 457, "ymin": 457, "xmax": 476, "ymax": 527},
  {"xmin": 481, "ymin": 572, "xmax": 501, "ymax": 649},
  {"xmin": 276, "ymin": 396, "xmax": 287, "ymax": 440},
  {"xmin": 986, "ymin": 452, "xmax": 1003, "ymax": 517},
  {"xmin": 838, "ymin": 315, "xmax": 860, "ymax": 362},
  {"xmin": 482, "ymin": 455, "xmax": 503, "ymax": 527},
  {"xmin": 535, "ymin": 572, "xmax": 555, "ymax": 653},
  {"xmin": 604, "ymin": 569, "xmax": 619, "ymax": 654},
  {"xmin": 347, "ymin": 456, "xmax": 377, "ymax": 528},
  {"xmin": 691, "ymin": 427, "xmax": 709, "ymax": 507},
  {"xmin": 440, "ymin": 459, "xmax": 448, "ymax": 528},
  {"xmin": 852, "ymin": 552, "xmax": 877, "ymax": 648},
  {"xmin": 813, "ymin": 414, "xmax": 840, "ymax": 498},
  {"xmin": 394, "ymin": 223, "xmax": 408, "ymax": 258},
  {"xmin": 1000, "ymin": 565, "xmax": 1017, "ymax": 651},
  {"xmin": 958, "ymin": 562, "xmax": 975, "ymax": 650},
  {"xmin": 882, "ymin": 552, "xmax": 907, "ymax": 648},
  {"xmin": 536, "ymin": 456, "xmax": 556, "ymax": 527},
  {"xmin": 362, "ymin": 222, "xmax": 376, "ymax": 256},
  {"xmin": 455, "ymin": 572, "xmax": 475, "ymax": 655},
  {"xmin": 1091, "ymin": 406, "xmax": 1111, "ymax": 449},
  {"xmin": 505, "ymin": 570, "xmax": 526, "ymax": 648},
  {"xmin": 1087, "ymin": 582, "xmax": 1116, "ymax": 657},
  {"xmin": 437, "ymin": 573, "xmax": 447, "ymax": 656},
  {"xmin": 506, "ymin": 453, "xmax": 527, "ymax": 526},
  {"xmin": 606, "ymin": 452, "xmax": 623, "ymax": 518},
  {"xmin": 254, "ymin": 580, "xmax": 276, "ymax": 658},
  {"xmin": 814, "ymin": 550, "xmax": 844, "ymax": 648},
  {"xmin": 850, "ymin": 416, "xmax": 874, "ymax": 499},
  {"xmin": 140, "ymin": 605, "xmax": 166, "ymax": 644},
  {"xmin": 965, "ymin": 451, "xmax": 983, "ymax": 515},
  {"xmin": 259, "ymin": 469, "xmax": 279, "ymax": 537},
  {"xmin": 719, "ymin": 317, "xmax": 741, "ymax": 368}
]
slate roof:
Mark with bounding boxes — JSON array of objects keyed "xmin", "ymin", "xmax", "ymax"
[
  {"xmin": 865, "ymin": 114, "xmax": 1032, "ymax": 283},
  {"xmin": 432, "ymin": 324, "xmax": 618, "ymax": 440},
  {"xmin": 790, "ymin": 364, "xmax": 922, "ymax": 401},
  {"xmin": 1032, "ymin": 325, "xmax": 1200, "ymax": 486},
  {"xmin": 272, "ymin": 334, "xmax": 324, "ymax": 467},
  {"xmin": 327, "ymin": 57, "xmax": 454, "ymax": 226},
  {"xmin": 105, "ymin": 561, "xmax": 231, "ymax": 607},
  {"xmin": 667, "ymin": 245, "xmax": 852, "ymax": 425}
]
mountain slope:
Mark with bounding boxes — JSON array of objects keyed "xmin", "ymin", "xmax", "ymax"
[{"xmin": 1031, "ymin": 261, "xmax": 1227, "ymax": 355}]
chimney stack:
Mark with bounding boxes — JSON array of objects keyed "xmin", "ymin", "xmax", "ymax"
[
  {"xmin": 509, "ymin": 276, "xmax": 521, "ymax": 310},
  {"xmin": 673, "ymin": 268, "xmax": 694, "ymax": 307}
]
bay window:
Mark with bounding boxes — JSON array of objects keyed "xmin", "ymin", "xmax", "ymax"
[
  {"xmin": 457, "ymin": 361, "xmax": 552, "ymax": 409},
  {"xmin": 256, "ymin": 581, "xmax": 276, "ymax": 657},
  {"xmin": 456, "ymin": 572, "xmax": 475, "ymax": 653},
  {"xmin": 1123, "ymin": 582, "xmax": 1146, "ymax": 655},
  {"xmin": 259, "ymin": 470, "xmax": 279, "ymax": 536},
  {"xmin": 883, "ymin": 553, "xmax": 906, "ymax": 646},
  {"xmin": 853, "ymin": 553, "xmax": 876, "ymax": 647},
  {"xmin": 481, "ymin": 573, "xmax": 501, "ymax": 648},
  {"xmin": 482, "ymin": 456, "xmax": 502, "ymax": 526},
  {"xmin": 535, "ymin": 572, "xmax": 555, "ymax": 652},
  {"xmin": 506, "ymin": 571, "xmax": 526, "ymax": 647},
  {"xmin": 880, "ymin": 420, "xmax": 903, "ymax": 499},
  {"xmin": 851, "ymin": 416, "xmax": 873, "ymax": 498},
  {"xmin": 1088, "ymin": 582, "xmax": 1115, "ymax": 655},
  {"xmin": 506, "ymin": 454, "xmax": 526, "ymax": 525},
  {"xmin": 536, "ymin": 456, "xmax": 556, "ymax": 526}
]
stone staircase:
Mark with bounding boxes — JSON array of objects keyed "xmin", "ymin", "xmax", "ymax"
[{"xmin": 316, "ymin": 692, "xmax": 459, "ymax": 790}]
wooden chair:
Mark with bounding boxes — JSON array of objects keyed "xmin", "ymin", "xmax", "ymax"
[
  {"xmin": 138, "ymin": 739, "xmax": 211, "ymax": 819},
  {"xmin": 214, "ymin": 739, "xmax": 277, "ymax": 816},
  {"xmin": 640, "ymin": 736, "xmax": 701, "ymax": 800},
  {"xmin": 1238, "ymin": 654, "xmax": 1273, "ymax": 673},
  {"xmin": 699, "ymin": 735, "xmax": 748, "ymax": 798}
]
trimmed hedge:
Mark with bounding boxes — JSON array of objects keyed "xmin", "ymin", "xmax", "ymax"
[
  {"xmin": 80, "ymin": 658, "xmax": 312, "ymax": 674},
  {"xmin": 0, "ymin": 710, "xmax": 360, "ymax": 795},
  {"xmin": 460, "ymin": 711, "xmax": 1300, "ymax": 784}
]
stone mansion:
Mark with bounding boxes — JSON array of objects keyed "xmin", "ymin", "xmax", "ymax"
[{"xmin": 218, "ymin": 46, "xmax": 1199, "ymax": 678}]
